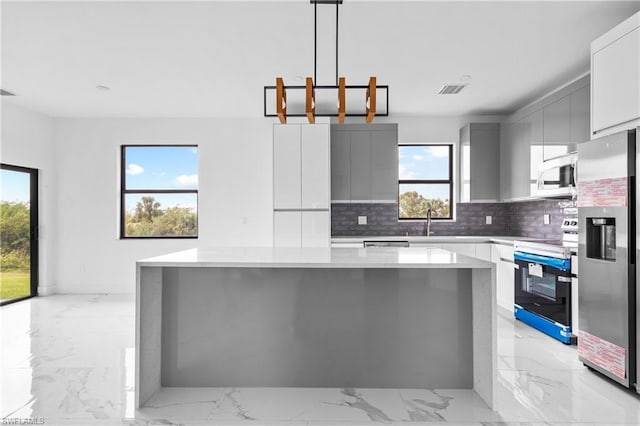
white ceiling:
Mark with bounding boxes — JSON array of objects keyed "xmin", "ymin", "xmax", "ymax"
[{"xmin": 1, "ymin": 1, "xmax": 639, "ymax": 118}]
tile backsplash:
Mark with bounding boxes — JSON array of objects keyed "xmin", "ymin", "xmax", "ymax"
[{"xmin": 332, "ymin": 199, "xmax": 573, "ymax": 239}]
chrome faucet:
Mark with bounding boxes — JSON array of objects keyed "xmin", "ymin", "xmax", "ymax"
[{"xmin": 425, "ymin": 208, "xmax": 432, "ymax": 237}]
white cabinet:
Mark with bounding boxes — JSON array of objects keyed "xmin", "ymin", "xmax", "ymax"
[
  {"xmin": 475, "ymin": 243, "xmax": 492, "ymax": 262},
  {"xmin": 274, "ymin": 211, "xmax": 302, "ymax": 247},
  {"xmin": 274, "ymin": 211, "xmax": 330, "ymax": 247},
  {"xmin": 491, "ymin": 243, "xmax": 515, "ymax": 312},
  {"xmin": 274, "ymin": 124, "xmax": 329, "ymax": 209},
  {"xmin": 273, "ymin": 124, "xmax": 330, "ymax": 247},
  {"xmin": 273, "ymin": 125, "xmax": 301, "ymax": 209},
  {"xmin": 301, "ymin": 211, "xmax": 330, "ymax": 247},
  {"xmin": 301, "ymin": 125, "xmax": 330, "ymax": 209},
  {"xmin": 591, "ymin": 12, "xmax": 640, "ymax": 137}
]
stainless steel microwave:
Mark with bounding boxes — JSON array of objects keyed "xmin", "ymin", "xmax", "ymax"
[{"xmin": 537, "ymin": 152, "xmax": 577, "ymax": 197}]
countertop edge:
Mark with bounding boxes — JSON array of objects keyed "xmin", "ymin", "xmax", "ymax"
[{"xmin": 137, "ymin": 261, "xmax": 494, "ymax": 269}]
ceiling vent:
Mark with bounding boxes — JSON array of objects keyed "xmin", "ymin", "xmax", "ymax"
[
  {"xmin": 438, "ymin": 84, "xmax": 466, "ymax": 95},
  {"xmin": 0, "ymin": 89, "xmax": 16, "ymax": 96}
]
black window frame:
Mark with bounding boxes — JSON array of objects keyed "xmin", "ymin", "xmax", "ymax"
[
  {"xmin": 120, "ymin": 144, "xmax": 199, "ymax": 239},
  {"xmin": 0, "ymin": 163, "xmax": 39, "ymax": 306},
  {"xmin": 397, "ymin": 143, "xmax": 454, "ymax": 221}
]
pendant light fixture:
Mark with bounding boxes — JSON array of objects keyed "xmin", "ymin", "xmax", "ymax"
[{"xmin": 264, "ymin": 0, "xmax": 388, "ymax": 124}]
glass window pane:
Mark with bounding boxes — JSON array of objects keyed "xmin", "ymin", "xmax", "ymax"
[
  {"xmin": 124, "ymin": 146, "xmax": 198, "ymax": 190},
  {"xmin": 399, "ymin": 146, "xmax": 449, "ymax": 180},
  {"xmin": 399, "ymin": 184, "xmax": 450, "ymax": 219},
  {"xmin": 124, "ymin": 193, "xmax": 197, "ymax": 237}
]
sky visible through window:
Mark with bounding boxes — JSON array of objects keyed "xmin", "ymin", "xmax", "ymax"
[
  {"xmin": 1, "ymin": 170, "xmax": 30, "ymax": 203},
  {"xmin": 124, "ymin": 146, "xmax": 198, "ymax": 212},
  {"xmin": 398, "ymin": 145, "xmax": 450, "ymax": 200}
]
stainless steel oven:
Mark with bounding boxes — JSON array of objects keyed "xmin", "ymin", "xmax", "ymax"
[{"xmin": 513, "ymin": 241, "xmax": 574, "ymax": 344}]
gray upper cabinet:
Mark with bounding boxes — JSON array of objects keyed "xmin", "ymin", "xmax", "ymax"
[
  {"xmin": 510, "ymin": 121, "xmax": 529, "ymax": 199},
  {"xmin": 570, "ymin": 85, "xmax": 590, "ymax": 145},
  {"xmin": 330, "ymin": 131, "xmax": 351, "ymax": 202},
  {"xmin": 349, "ymin": 131, "xmax": 372, "ymax": 201},
  {"xmin": 543, "ymin": 96, "xmax": 571, "ymax": 143},
  {"xmin": 459, "ymin": 123, "xmax": 500, "ymax": 202},
  {"xmin": 331, "ymin": 124, "xmax": 398, "ymax": 203},
  {"xmin": 371, "ymin": 129, "xmax": 399, "ymax": 201},
  {"xmin": 499, "ymin": 119, "xmax": 528, "ymax": 201},
  {"xmin": 500, "ymin": 74, "xmax": 590, "ymax": 201},
  {"xmin": 543, "ymin": 95, "xmax": 571, "ymax": 161},
  {"xmin": 522, "ymin": 111, "xmax": 542, "ymax": 196},
  {"xmin": 499, "ymin": 123, "xmax": 512, "ymax": 201}
]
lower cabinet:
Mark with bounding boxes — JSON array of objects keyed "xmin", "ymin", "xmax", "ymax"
[
  {"xmin": 437, "ymin": 243, "xmax": 476, "ymax": 258},
  {"xmin": 274, "ymin": 211, "xmax": 330, "ymax": 247},
  {"xmin": 491, "ymin": 243, "xmax": 515, "ymax": 312},
  {"xmin": 409, "ymin": 242, "xmax": 492, "ymax": 261},
  {"xmin": 474, "ymin": 243, "xmax": 492, "ymax": 262}
]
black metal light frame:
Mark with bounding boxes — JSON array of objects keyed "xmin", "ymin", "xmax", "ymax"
[{"xmin": 263, "ymin": 85, "xmax": 389, "ymax": 118}]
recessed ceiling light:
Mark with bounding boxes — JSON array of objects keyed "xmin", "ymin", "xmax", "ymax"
[
  {"xmin": 96, "ymin": 85, "xmax": 111, "ymax": 92},
  {"xmin": 460, "ymin": 75, "xmax": 472, "ymax": 81}
]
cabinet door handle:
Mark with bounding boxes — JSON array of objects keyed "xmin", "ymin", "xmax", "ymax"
[{"xmin": 499, "ymin": 257, "xmax": 515, "ymax": 264}]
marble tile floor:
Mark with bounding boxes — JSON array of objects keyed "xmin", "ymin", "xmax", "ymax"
[{"xmin": 1, "ymin": 294, "xmax": 639, "ymax": 426}]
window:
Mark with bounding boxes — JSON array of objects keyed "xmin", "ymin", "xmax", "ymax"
[
  {"xmin": 121, "ymin": 145, "xmax": 198, "ymax": 238},
  {"xmin": 398, "ymin": 144, "xmax": 453, "ymax": 220}
]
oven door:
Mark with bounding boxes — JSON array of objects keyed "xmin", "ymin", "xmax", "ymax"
[{"xmin": 514, "ymin": 251, "xmax": 571, "ymax": 326}]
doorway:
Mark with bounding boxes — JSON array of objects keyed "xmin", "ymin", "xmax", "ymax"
[{"xmin": 1, "ymin": 164, "xmax": 38, "ymax": 305}]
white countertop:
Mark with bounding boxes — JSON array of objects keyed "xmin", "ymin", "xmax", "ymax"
[{"xmin": 137, "ymin": 246, "xmax": 494, "ymax": 269}]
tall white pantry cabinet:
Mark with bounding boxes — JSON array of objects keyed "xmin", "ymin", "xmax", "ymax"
[
  {"xmin": 273, "ymin": 124, "xmax": 330, "ymax": 247},
  {"xmin": 591, "ymin": 11, "xmax": 640, "ymax": 137}
]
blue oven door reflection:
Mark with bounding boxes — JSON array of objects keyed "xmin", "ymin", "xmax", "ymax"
[{"xmin": 514, "ymin": 251, "xmax": 573, "ymax": 344}]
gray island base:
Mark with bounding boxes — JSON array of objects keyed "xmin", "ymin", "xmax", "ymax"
[{"xmin": 136, "ymin": 247, "xmax": 496, "ymax": 409}]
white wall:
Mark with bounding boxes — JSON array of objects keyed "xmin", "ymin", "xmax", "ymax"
[
  {"xmin": 2, "ymin": 109, "xmax": 502, "ymax": 295},
  {"xmin": 0, "ymin": 101, "xmax": 56, "ymax": 295},
  {"xmin": 53, "ymin": 118, "xmax": 273, "ymax": 293}
]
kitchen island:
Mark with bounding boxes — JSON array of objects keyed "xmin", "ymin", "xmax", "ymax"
[{"xmin": 136, "ymin": 247, "xmax": 496, "ymax": 409}]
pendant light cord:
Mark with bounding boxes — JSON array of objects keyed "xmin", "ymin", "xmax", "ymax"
[
  {"xmin": 313, "ymin": 1, "xmax": 340, "ymax": 85},
  {"xmin": 335, "ymin": 2, "xmax": 339, "ymax": 86},
  {"xmin": 314, "ymin": 2, "xmax": 317, "ymax": 83}
]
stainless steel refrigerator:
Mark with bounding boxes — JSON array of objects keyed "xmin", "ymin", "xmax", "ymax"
[{"xmin": 577, "ymin": 128, "xmax": 638, "ymax": 392}]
